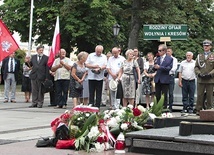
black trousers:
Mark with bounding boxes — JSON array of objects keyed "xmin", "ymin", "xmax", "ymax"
[
  {"xmin": 155, "ymin": 82, "xmax": 169, "ymax": 109},
  {"xmin": 88, "ymin": 79, "xmax": 103, "ymax": 108}
]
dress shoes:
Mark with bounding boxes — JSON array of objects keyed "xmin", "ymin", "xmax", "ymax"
[
  {"xmin": 37, "ymin": 105, "xmax": 43, "ymax": 108},
  {"xmin": 29, "ymin": 104, "xmax": 37, "ymax": 108},
  {"xmin": 11, "ymin": 100, "xmax": 16, "ymax": 103},
  {"xmin": 48, "ymin": 104, "xmax": 56, "ymax": 107},
  {"xmin": 54, "ymin": 105, "xmax": 62, "ymax": 109},
  {"xmin": 3, "ymin": 100, "xmax": 8, "ymax": 103}
]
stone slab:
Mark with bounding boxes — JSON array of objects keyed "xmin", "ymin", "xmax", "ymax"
[
  {"xmin": 179, "ymin": 121, "xmax": 214, "ymax": 136},
  {"xmin": 154, "ymin": 116, "xmax": 201, "ymax": 128},
  {"xmin": 126, "ymin": 126, "xmax": 214, "ymax": 154},
  {"xmin": 200, "ymin": 109, "xmax": 214, "ymax": 121}
]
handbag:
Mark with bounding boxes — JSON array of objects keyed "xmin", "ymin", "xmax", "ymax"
[
  {"xmin": 75, "ymin": 81, "xmax": 83, "ymax": 90},
  {"xmin": 133, "ymin": 61, "xmax": 138, "ymax": 83},
  {"xmin": 42, "ymin": 79, "xmax": 53, "ymax": 93},
  {"xmin": 133, "ymin": 60, "xmax": 139, "ymax": 90}
]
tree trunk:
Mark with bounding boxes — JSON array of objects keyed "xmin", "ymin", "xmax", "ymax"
[{"xmin": 128, "ymin": 0, "xmax": 142, "ymax": 49}]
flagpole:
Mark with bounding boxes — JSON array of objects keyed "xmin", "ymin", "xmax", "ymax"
[{"xmin": 28, "ymin": 0, "xmax": 34, "ymax": 56}]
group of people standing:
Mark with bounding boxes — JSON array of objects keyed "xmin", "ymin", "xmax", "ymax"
[{"xmin": 1, "ymin": 39, "xmax": 213, "ymax": 115}]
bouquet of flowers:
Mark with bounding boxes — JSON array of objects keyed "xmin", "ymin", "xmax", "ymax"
[
  {"xmin": 103, "ymin": 104, "xmax": 149, "ymax": 136},
  {"xmin": 49, "ymin": 102, "xmax": 167, "ymax": 152}
]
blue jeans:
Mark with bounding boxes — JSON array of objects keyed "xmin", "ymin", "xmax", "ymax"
[
  {"xmin": 168, "ymin": 76, "xmax": 175, "ymax": 109},
  {"xmin": 55, "ymin": 79, "xmax": 70, "ymax": 107},
  {"xmin": 182, "ymin": 79, "xmax": 195, "ymax": 110}
]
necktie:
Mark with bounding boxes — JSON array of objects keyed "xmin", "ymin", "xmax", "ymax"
[
  {"xmin": 38, "ymin": 55, "xmax": 41, "ymax": 62},
  {"xmin": 10, "ymin": 58, "xmax": 13, "ymax": 72}
]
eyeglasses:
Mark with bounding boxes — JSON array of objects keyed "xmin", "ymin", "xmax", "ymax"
[{"xmin": 158, "ymin": 49, "xmax": 164, "ymax": 52}]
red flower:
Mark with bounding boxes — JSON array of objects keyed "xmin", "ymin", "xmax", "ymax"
[
  {"xmin": 97, "ymin": 135, "xmax": 108, "ymax": 143},
  {"xmin": 133, "ymin": 108, "xmax": 142, "ymax": 116},
  {"xmin": 99, "ymin": 119, "xmax": 105, "ymax": 124}
]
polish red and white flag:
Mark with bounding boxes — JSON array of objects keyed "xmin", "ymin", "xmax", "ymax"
[
  {"xmin": 47, "ymin": 16, "xmax": 60, "ymax": 67},
  {"xmin": 0, "ymin": 19, "xmax": 19, "ymax": 62}
]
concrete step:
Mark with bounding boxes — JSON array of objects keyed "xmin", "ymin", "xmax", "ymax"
[{"xmin": 126, "ymin": 126, "xmax": 214, "ymax": 155}]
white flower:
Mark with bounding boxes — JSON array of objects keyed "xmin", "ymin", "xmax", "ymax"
[
  {"xmin": 104, "ymin": 142, "xmax": 110, "ymax": 150},
  {"xmin": 122, "ymin": 107, "xmax": 127, "ymax": 110},
  {"xmin": 137, "ymin": 105, "xmax": 146, "ymax": 112},
  {"xmin": 121, "ymin": 123, "xmax": 129, "ymax": 131},
  {"xmin": 77, "ymin": 117, "xmax": 81, "ymax": 121},
  {"xmin": 166, "ymin": 112, "xmax": 173, "ymax": 118},
  {"xmin": 94, "ymin": 142, "xmax": 105, "ymax": 152},
  {"xmin": 104, "ymin": 114, "xmax": 110, "ymax": 120},
  {"xmin": 114, "ymin": 109, "xmax": 120, "ymax": 113},
  {"xmin": 115, "ymin": 116, "xmax": 121, "ymax": 123},
  {"xmin": 109, "ymin": 110, "xmax": 115, "ymax": 115},
  {"xmin": 127, "ymin": 104, "xmax": 133, "ymax": 109},
  {"xmin": 161, "ymin": 113, "xmax": 167, "ymax": 118},
  {"xmin": 103, "ymin": 110, "xmax": 109, "ymax": 115},
  {"xmin": 89, "ymin": 148, "xmax": 96, "ymax": 152},
  {"xmin": 107, "ymin": 118, "xmax": 119, "ymax": 128},
  {"xmin": 131, "ymin": 121, "xmax": 138, "ymax": 128},
  {"xmin": 117, "ymin": 110, "xmax": 125, "ymax": 117},
  {"xmin": 149, "ymin": 113, "xmax": 157, "ymax": 119},
  {"xmin": 88, "ymin": 126, "xmax": 100, "ymax": 139},
  {"xmin": 85, "ymin": 113, "xmax": 90, "ymax": 117},
  {"xmin": 150, "ymin": 102, "xmax": 154, "ymax": 107}
]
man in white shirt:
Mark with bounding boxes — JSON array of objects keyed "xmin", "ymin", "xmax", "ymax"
[
  {"xmin": 101, "ymin": 52, "xmax": 112, "ymax": 106},
  {"xmin": 178, "ymin": 51, "xmax": 196, "ymax": 114},
  {"xmin": 107, "ymin": 47, "xmax": 125, "ymax": 109},
  {"xmin": 167, "ymin": 47, "xmax": 178, "ymax": 112},
  {"xmin": 51, "ymin": 49, "xmax": 73, "ymax": 109},
  {"xmin": 85, "ymin": 45, "xmax": 107, "ymax": 108}
]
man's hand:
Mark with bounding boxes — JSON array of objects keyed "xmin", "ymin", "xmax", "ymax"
[
  {"xmin": 204, "ymin": 74, "xmax": 212, "ymax": 78},
  {"xmin": 198, "ymin": 73, "xmax": 205, "ymax": 78}
]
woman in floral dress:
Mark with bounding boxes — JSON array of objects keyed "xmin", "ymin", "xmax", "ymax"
[
  {"xmin": 117, "ymin": 49, "xmax": 141, "ymax": 107},
  {"xmin": 142, "ymin": 52, "xmax": 156, "ymax": 109},
  {"xmin": 70, "ymin": 52, "xmax": 88, "ymax": 107}
]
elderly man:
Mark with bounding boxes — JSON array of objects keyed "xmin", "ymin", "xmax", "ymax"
[
  {"xmin": 195, "ymin": 39, "xmax": 214, "ymax": 115},
  {"xmin": 2, "ymin": 52, "xmax": 20, "ymax": 103},
  {"xmin": 29, "ymin": 45, "xmax": 49, "ymax": 108},
  {"xmin": 178, "ymin": 52, "xmax": 196, "ymax": 114},
  {"xmin": 107, "ymin": 47, "xmax": 125, "ymax": 109},
  {"xmin": 85, "ymin": 45, "xmax": 107, "ymax": 108},
  {"xmin": 154, "ymin": 44, "xmax": 173, "ymax": 108},
  {"xmin": 51, "ymin": 49, "xmax": 73, "ymax": 109}
]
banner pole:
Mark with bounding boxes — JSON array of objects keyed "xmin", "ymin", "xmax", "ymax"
[{"xmin": 28, "ymin": 0, "xmax": 34, "ymax": 56}]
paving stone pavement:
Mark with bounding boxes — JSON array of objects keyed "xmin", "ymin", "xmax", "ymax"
[{"xmin": 0, "ymin": 90, "xmax": 184, "ymax": 155}]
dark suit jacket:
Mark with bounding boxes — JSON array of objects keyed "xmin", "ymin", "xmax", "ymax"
[
  {"xmin": 2, "ymin": 57, "xmax": 20, "ymax": 81},
  {"xmin": 29, "ymin": 54, "xmax": 49, "ymax": 81},
  {"xmin": 154, "ymin": 55, "xmax": 173, "ymax": 84}
]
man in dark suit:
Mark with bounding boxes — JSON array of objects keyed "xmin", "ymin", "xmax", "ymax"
[
  {"xmin": 29, "ymin": 45, "xmax": 49, "ymax": 108},
  {"xmin": 154, "ymin": 44, "xmax": 173, "ymax": 108},
  {"xmin": 2, "ymin": 52, "xmax": 20, "ymax": 103}
]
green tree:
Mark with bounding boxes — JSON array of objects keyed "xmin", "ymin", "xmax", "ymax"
[
  {"xmin": 0, "ymin": 0, "xmax": 214, "ymax": 58},
  {"xmin": 0, "ymin": 0, "xmax": 118, "ymax": 53}
]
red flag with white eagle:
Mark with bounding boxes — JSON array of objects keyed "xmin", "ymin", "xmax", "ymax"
[
  {"xmin": 47, "ymin": 16, "xmax": 60, "ymax": 67},
  {"xmin": 0, "ymin": 19, "xmax": 19, "ymax": 62}
]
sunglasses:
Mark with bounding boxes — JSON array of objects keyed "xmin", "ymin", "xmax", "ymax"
[{"xmin": 158, "ymin": 49, "xmax": 164, "ymax": 52}]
